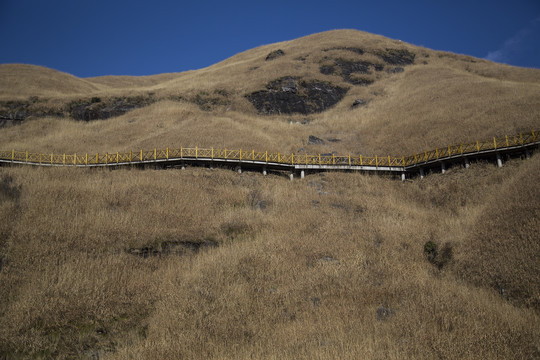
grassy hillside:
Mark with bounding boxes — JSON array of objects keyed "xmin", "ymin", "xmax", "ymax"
[
  {"xmin": 0, "ymin": 29, "xmax": 539, "ymax": 359},
  {"xmin": 1, "ymin": 30, "xmax": 539, "ymax": 156}
]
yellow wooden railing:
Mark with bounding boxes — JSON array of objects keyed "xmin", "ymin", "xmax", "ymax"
[{"xmin": 0, "ymin": 130, "xmax": 536, "ymax": 168}]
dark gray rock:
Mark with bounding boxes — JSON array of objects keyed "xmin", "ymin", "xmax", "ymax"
[
  {"xmin": 320, "ymin": 65, "xmax": 336, "ymax": 75},
  {"xmin": 323, "ymin": 47, "xmax": 365, "ymax": 55},
  {"xmin": 127, "ymin": 239, "xmax": 218, "ymax": 258},
  {"xmin": 376, "ymin": 306, "xmax": 394, "ymax": 321},
  {"xmin": 68, "ymin": 96, "xmax": 155, "ymax": 121},
  {"xmin": 320, "ymin": 59, "xmax": 381, "ymax": 85},
  {"xmin": 265, "ymin": 49, "xmax": 285, "ymax": 61},
  {"xmin": 352, "ymin": 99, "xmax": 367, "ymax": 108},
  {"xmin": 246, "ymin": 77, "xmax": 348, "ymax": 115},
  {"xmin": 387, "ymin": 67, "xmax": 404, "ymax": 74},
  {"xmin": 308, "ymin": 135, "xmax": 325, "ymax": 145},
  {"xmin": 377, "ymin": 49, "xmax": 415, "ymax": 65},
  {"xmin": 255, "ymin": 200, "xmax": 267, "ymax": 210}
]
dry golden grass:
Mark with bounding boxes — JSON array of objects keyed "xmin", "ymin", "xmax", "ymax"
[
  {"xmin": 0, "ymin": 29, "xmax": 539, "ymax": 359},
  {"xmin": 1, "ymin": 30, "xmax": 539, "ymax": 157},
  {"xmin": 0, "ymin": 156, "xmax": 538, "ymax": 359}
]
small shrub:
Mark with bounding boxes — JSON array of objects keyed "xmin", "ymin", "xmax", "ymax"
[
  {"xmin": 424, "ymin": 241, "xmax": 453, "ymax": 269},
  {"xmin": 0, "ymin": 174, "xmax": 21, "ymax": 201},
  {"xmin": 424, "ymin": 240, "xmax": 438, "ymax": 262}
]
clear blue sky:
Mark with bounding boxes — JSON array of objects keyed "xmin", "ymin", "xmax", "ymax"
[{"xmin": 1, "ymin": 0, "xmax": 539, "ymax": 77}]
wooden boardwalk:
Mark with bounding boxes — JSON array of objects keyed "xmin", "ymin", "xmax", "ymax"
[{"xmin": 1, "ymin": 131, "xmax": 538, "ymax": 180}]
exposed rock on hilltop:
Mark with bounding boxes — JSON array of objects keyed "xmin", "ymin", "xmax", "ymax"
[
  {"xmin": 265, "ymin": 49, "xmax": 285, "ymax": 61},
  {"xmin": 67, "ymin": 96, "xmax": 155, "ymax": 121},
  {"xmin": 246, "ymin": 77, "xmax": 348, "ymax": 115}
]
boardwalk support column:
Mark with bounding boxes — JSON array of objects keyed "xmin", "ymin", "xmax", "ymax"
[
  {"xmin": 419, "ymin": 168, "xmax": 425, "ymax": 179},
  {"xmin": 301, "ymin": 170, "xmax": 305, "ymax": 179},
  {"xmin": 401, "ymin": 172, "xmax": 406, "ymax": 182},
  {"xmin": 237, "ymin": 166, "xmax": 242, "ymax": 174},
  {"xmin": 441, "ymin": 162, "xmax": 446, "ymax": 174},
  {"xmin": 525, "ymin": 151, "xmax": 531, "ymax": 159},
  {"xmin": 263, "ymin": 167, "xmax": 267, "ymax": 176},
  {"xmin": 496, "ymin": 153, "xmax": 503, "ymax": 168},
  {"xmin": 289, "ymin": 172, "xmax": 294, "ymax": 181},
  {"xmin": 464, "ymin": 158, "xmax": 470, "ymax": 168}
]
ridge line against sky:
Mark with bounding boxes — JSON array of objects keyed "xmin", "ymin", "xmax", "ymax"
[{"xmin": 0, "ymin": 0, "xmax": 539, "ymax": 77}]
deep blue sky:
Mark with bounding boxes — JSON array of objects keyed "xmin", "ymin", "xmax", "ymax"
[{"xmin": 1, "ymin": 0, "xmax": 539, "ymax": 77}]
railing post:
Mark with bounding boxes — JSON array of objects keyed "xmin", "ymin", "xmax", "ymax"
[
  {"xmin": 74, "ymin": 153, "xmax": 77, "ymax": 165},
  {"xmin": 129, "ymin": 151, "xmax": 132, "ymax": 162},
  {"xmin": 252, "ymin": 150, "xmax": 254, "ymax": 160},
  {"xmin": 96, "ymin": 153, "xmax": 99, "ymax": 164},
  {"xmin": 506, "ymin": 135, "xmax": 509, "ymax": 147},
  {"xmin": 532, "ymin": 130, "xmax": 536, "ymax": 141},
  {"xmin": 414, "ymin": 154, "xmax": 418, "ymax": 164},
  {"xmin": 265, "ymin": 151, "xmax": 267, "ymax": 163},
  {"xmin": 291, "ymin": 153, "xmax": 294, "ymax": 164},
  {"xmin": 196, "ymin": 146, "xmax": 198, "ymax": 159},
  {"xmin": 360, "ymin": 155, "xmax": 363, "ymax": 166},
  {"xmin": 51, "ymin": 153, "xmax": 53, "ymax": 164},
  {"xmin": 520, "ymin": 133, "xmax": 524, "ymax": 145},
  {"xmin": 39, "ymin": 154, "xmax": 42, "ymax": 164},
  {"xmin": 180, "ymin": 147, "xmax": 183, "ymax": 158},
  {"xmin": 11, "ymin": 149, "xmax": 14, "ymax": 162},
  {"xmin": 224, "ymin": 148, "xmax": 227, "ymax": 159},
  {"xmin": 167, "ymin": 147, "xmax": 169, "ymax": 160},
  {"xmin": 402, "ymin": 156, "xmax": 405, "ymax": 166},
  {"xmin": 436, "ymin": 148, "xmax": 439, "ymax": 159},
  {"xmin": 105, "ymin": 153, "xmax": 108, "ymax": 165},
  {"xmin": 318, "ymin": 154, "xmax": 321, "ymax": 165},
  {"xmin": 448, "ymin": 145, "xmax": 451, "ymax": 156},
  {"xmin": 154, "ymin": 148, "xmax": 157, "ymax": 160},
  {"xmin": 476, "ymin": 140, "xmax": 480, "ymax": 151},
  {"xmin": 460, "ymin": 144, "xmax": 463, "ymax": 154},
  {"xmin": 375, "ymin": 155, "xmax": 378, "ymax": 167},
  {"xmin": 116, "ymin": 152, "xmax": 119, "ymax": 163},
  {"xmin": 493, "ymin": 137, "xmax": 497, "ymax": 149},
  {"xmin": 305, "ymin": 153, "xmax": 308, "ymax": 165},
  {"xmin": 86, "ymin": 153, "xmax": 88, "ymax": 165},
  {"xmin": 26, "ymin": 151, "xmax": 28, "ymax": 162},
  {"xmin": 63, "ymin": 153, "xmax": 66, "ymax": 165},
  {"xmin": 424, "ymin": 151, "xmax": 428, "ymax": 161},
  {"xmin": 239, "ymin": 149, "xmax": 242, "ymax": 161},
  {"xmin": 332, "ymin": 153, "xmax": 335, "ymax": 165},
  {"xmin": 278, "ymin": 152, "xmax": 280, "ymax": 162},
  {"xmin": 388, "ymin": 155, "xmax": 391, "ymax": 166},
  {"xmin": 349, "ymin": 154, "xmax": 351, "ymax": 166},
  {"xmin": 211, "ymin": 147, "xmax": 214, "ymax": 159}
]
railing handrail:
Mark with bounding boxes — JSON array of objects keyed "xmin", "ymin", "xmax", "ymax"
[{"xmin": 0, "ymin": 130, "xmax": 537, "ymax": 169}]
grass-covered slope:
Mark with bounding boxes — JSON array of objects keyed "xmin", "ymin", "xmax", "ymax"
[
  {"xmin": 0, "ymin": 30, "xmax": 539, "ymax": 156},
  {"xmin": 0, "ymin": 29, "xmax": 539, "ymax": 359},
  {"xmin": 0, "ymin": 159, "xmax": 538, "ymax": 359}
]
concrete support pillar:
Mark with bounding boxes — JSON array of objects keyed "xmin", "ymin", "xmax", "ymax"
[
  {"xmin": 237, "ymin": 167, "xmax": 242, "ymax": 174},
  {"xmin": 262, "ymin": 167, "xmax": 267, "ymax": 176},
  {"xmin": 496, "ymin": 153, "xmax": 503, "ymax": 168},
  {"xmin": 289, "ymin": 172, "xmax": 294, "ymax": 181},
  {"xmin": 181, "ymin": 162, "xmax": 185, "ymax": 170},
  {"xmin": 300, "ymin": 170, "xmax": 305, "ymax": 179},
  {"xmin": 441, "ymin": 162, "xmax": 446, "ymax": 174},
  {"xmin": 464, "ymin": 158, "xmax": 470, "ymax": 169},
  {"xmin": 525, "ymin": 151, "xmax": 531, "ymax": 159},
  {"xmin": 419, "ymin": 168, "xmax": 425, "ymax": 179},
  {"xmin": 401, "ymin": 172, "xmax": 406, "ymax": 182}
]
